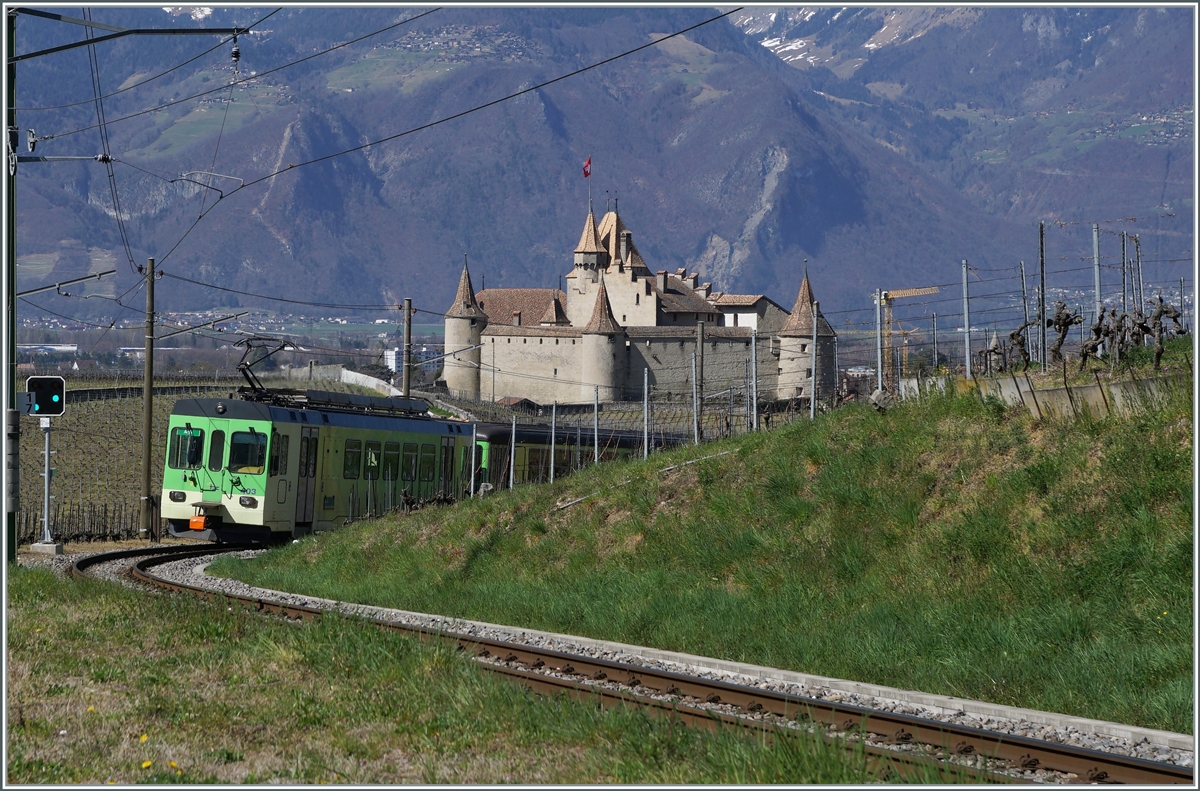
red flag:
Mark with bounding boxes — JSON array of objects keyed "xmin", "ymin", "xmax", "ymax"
[{"xmin": 582, "ymin": 157, "xmax": 591, "ymax": 178}]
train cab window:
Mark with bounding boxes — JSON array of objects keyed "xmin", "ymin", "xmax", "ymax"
[
  {"xmin": 364, "ymin": 440, "xmax": 381, "ymax": 480},
  {"xmin": 269, "ymin": 432, "xmax": 289, "ymax": 477},
  {"xmin": 343, "ymin": 439, "xmax": 362, "ymax": 479},
  {"xmin": 228, "ymin": 430, "xmax": 267, "ymax": 474},
  {"xmin": 383, "ymin": 442, "xmax": 400, "ymax": 483},
  {"xmin": 419, "ymin": 444, "xmax": 436, "ymax": 482},
  {"xmin": 208, "ymin": 430, "xmax": 225, "ymax": 472},
  {"xmin": 168, "ymin": 426, "xmax": 204, "ymax": 470},
  {"xmin": 402, "ymin": 443, "xmax": 418, "ymax": 482}
]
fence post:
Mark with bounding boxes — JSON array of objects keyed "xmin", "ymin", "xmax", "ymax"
[
  {"xmin": 691, "ymin": 353, "xmax": 699, "ymax": 445},
  {"xmin": 550, "ymin": 401, "xmax": 556, "ymax": 483},
  {"xmin": 509, "ymin": 416, "xmax": 516, "ymax": 490},
  {"xmin": 642, "ymin": 369, "xmax": 648, "ymax": 459},
  {"xmin": 593, "ymin": 386, "xmax": 599, "ymax": 464},
  {"xmin": 751, "ymin": 329, "xmax": 759, "ymax": 431}
]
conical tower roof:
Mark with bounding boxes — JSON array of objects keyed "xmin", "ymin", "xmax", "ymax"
[
  {"xmin": 445, "ymin": 261, "xmax": 486, "ymax": 319},
  {"xmin": 574, "ymin": 211, "xmax": 604, "ymax": 255},
  {"xmin": 582, "ymin": 282, "xmax": 621, "ymax": 334},
  {"xmin": 539, "ymin": 293, "xmax": 570, "ymax": 325},
  {"xmin": 779, "ymin": 273, "xmax": 836, "ymax": 337}
]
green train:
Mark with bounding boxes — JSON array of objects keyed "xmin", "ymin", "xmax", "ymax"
[{"xmin": 161, "ymin": 390, "xmax": 676, "ymax": 543}]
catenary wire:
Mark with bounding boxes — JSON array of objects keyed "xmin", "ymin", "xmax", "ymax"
[
  {"xmin": 15, "ymin": 8, "xmax": 281, "ymax": 111},
  {"xmin": 39, "ymin": 8, "xmax": 441, "ymax": 142}
]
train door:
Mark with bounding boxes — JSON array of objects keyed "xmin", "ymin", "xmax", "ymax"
[
  {"xmin": 440, "ymin": 436, "xmax": 454, "ymax": 498},
  {"xmin": 294, "ymin": 426, "xmax": 318, "ymax": 525},
  {"xmin": 268, "ymin": 427, "xmax": 298, "ymax": 529},
  {"xmin": 203, "ymin": 419, "xmax": 228, "ymax": 495}
]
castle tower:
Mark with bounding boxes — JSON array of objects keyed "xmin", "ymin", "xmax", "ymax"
[
  {"xmin": 580, "ymin": 277, "xmax": 624, "ymax": 402},
  {"xmin": 442, "ymin": 259, "xmax": 487, "ymax": 399},
  {"xmin": 775, "ymin": 272, "xmax": 837, "ymax": 402},
  {"xmin": 564, "ymin": 209, "xmax": 608, "ymax": 326}
]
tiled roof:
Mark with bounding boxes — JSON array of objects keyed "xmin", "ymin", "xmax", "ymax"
[
  {"xmin": 574, "ymin": 211, "xmax": 604, "ymax": 255},
  {"xmin": 779, "ymin": 276, "xmax": 837, "ymax": 337},
  {"xmin": 711, "ymin": 293, "xmax": 765, "ymax": 307},
  {"xmin": 482, "ymin": 325, "xmax": 582, "ymax": 338},
  {"xmin": 582, "ymin": 283, "xmax": 622, "ymax": 334},
  {"xmin": 655, "ymin": 274, "xmax": 718, "ymax": 315},
  {"xmin": 540, "ymin": 293, "xmax": 570, "ymax": 325},
  {"xmin": 445, "ymin": 265, "xmax": 486, "ymax": 319},
  {"xmin": 476, "ymin": 288, "xmax": 567, "ymax": 327},
  {"xmin": 626, "ymin": 326, "xmax": 753, "ymax": 339}
]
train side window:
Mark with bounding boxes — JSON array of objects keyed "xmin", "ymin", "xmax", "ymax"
[
  {"xmin": 308, "ymin": 438, "xmax": 319, "ymax": 478},
  {"xmin": 207, "ymin": 430, "xmax": 225, "ymax": 472},
  {"xmin": 402, "ymin": 443, "xmax": 418, "ymax": 481},
  {"xmin": 383, "ymin": 442, "xmax": 400, "ymax": 483},
  {"xmin": 364, "ymin": 440, "xmax": 381, "ymax": 480},
  {"xmin": 343, "ymin": 439, "xmax": 362, "ymax": 479},
  {"xmin": 269, "ymin": 431, "xmax": 289, "ymax": 477},
  {"xmin": 419, "ymin": 444, "xmax": 436, "ymax": 482},
  {"xmin": 228, "ymin": 430, "xmax": 267, "ymax": 474},
  {"xmin": 298, "ymin": 436, "xmax": 309, "ymax": 478},
  {"xmin": 168, "ymin": 426, "xmax": 204, "ymax": 470}
]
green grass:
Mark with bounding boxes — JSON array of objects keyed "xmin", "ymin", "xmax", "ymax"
[
  {"xmin": 213, "ymin": 361, "xmax": 1194, "ymax": 735},
  {"xmin": 6, "ymin": 565, "xmax": 972, "ymax": 783}
]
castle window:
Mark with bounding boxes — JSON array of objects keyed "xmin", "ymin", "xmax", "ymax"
[
  {"xmin": 554, "ymin": 368, "xmax": 558, "ymax": 376},
  {"xmin": 555, "ymin": 338, "xmax": 559, "ymax": 345},
  {"xmin": 572, "ymin": 340, "xmax": 576, "ymax": 345},
  {"xmin": 539, "ymin": 338, "xmax": 543, "ymax": 344},
  {"xmin": 470, "ymin": 319, "xmax": 476, "ymax": 327},
  {"xmin": 622, "ymin": 314, "xmax": 626, "ymax": 322},
  {"xmin": 732, "ymin": 314, "xmax": 738, "ymax": 327},
  {"xmin": 507, "ymin": 338, "xmax": 511, "ymax": 344},
  {"xmin": 523, "ymin": 338, "xmax": 527, "ymax": 344},
  {"xmin": 806, "ymin": 369, "xmax": 812, "ymax": 378},
  {"xmin": 801, "ymin": 344, "xmax": 807, "ymax": 352},
  {"xmin": 635, "ymin": 294, "xmax": 640, "ymax": 305}
]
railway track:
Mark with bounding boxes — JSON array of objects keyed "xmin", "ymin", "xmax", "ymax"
[{"xmin": 73, "ymin": 545, "xmax": 1193, "ymax": 785}]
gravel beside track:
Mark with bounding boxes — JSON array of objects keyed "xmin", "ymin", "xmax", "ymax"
[{"xmin": 35, "ymin": 546, "xmax": 1193, "ymax": 777}]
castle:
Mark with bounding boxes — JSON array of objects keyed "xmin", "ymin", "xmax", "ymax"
[{"xmin": 442, "ymin": 205, "xmax": 836, "ymax": 405}]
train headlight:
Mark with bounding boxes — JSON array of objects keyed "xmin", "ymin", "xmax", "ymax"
[
  {"xmin": 239, "ymin": 496, "xmax": 258, "ymax": 509},
  {"xmin": 169, "ymin": 490, "xmax": 186, "ymax": 502},
  {"xmin": 215, "ymin": 402, "xmax": 227, "ymax": 414}
]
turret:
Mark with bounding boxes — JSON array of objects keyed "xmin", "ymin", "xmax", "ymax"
[
  {"xmin": 580, "ymin": 277, "xmax": 624, "ymax": 402},
  {"xmin": 775, "ymin": 272, "xmax": 837, "ymax": 401},
  {"xmin": 442, "ymin": 259, "xmax": 487, "ymax": 399}
]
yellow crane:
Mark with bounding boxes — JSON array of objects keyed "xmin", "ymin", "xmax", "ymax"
[{"xmin": 877, "ymin": 285, "xmax": 939, "ymax": 391}]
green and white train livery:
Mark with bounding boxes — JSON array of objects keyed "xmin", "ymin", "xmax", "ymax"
[{"xmin": 162, "ymin": 389, "xmax": 682, "ymax": 543}]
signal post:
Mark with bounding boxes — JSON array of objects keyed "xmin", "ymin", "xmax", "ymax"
[{"xmin": 26, "ymin": 375, "xmax": 64, "ymax": 554}]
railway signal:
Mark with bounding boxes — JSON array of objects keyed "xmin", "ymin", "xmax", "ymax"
[{"xmin": 26, "ymin": 376, "xmax": 65, "ymax": 416}]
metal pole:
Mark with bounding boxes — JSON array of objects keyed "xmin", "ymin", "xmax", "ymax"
[
  {"xmin": 1079, "ymin": 305, "xmax": 1085, "ymax": 346},
  {"xmin": 41, "ymin": 418, "xmax": 50, "ymax": 543},
  {"xmin": 592, "ymin": 386, "xmax": 598, "ymax": 463},
  {"xmin": 1121, "ymin": 232, "xmax": 1128, "ymax": 314},
  {"xmin": 1092, "ymin": 223, "xmax": 1101, "ymax": 334},
  {"xmin": 141, "ymin": 258, "xmax": 156, "ymax": 540},
  {"xmin": 1181, "ymin": 277, "xmax": 1186, "ymax": 328},
  {"xmin": 491, "ymin": 343, "xmax": 495, "ymax": 403},
  {"xmin": 509, "ymin": 416, "xmax": 515, "ymax": 490},
  {"xmin": 1135, "ymin": 234, "xmax": 1144, "ymax": 316},
  {"xmin": 691, "ymin": 353, "xmax": 699, "ymax": 445},
  {"xmin": 750, "ymin": 329, "xmax": 758, "ymax": 431},
  {"xmin": 642, "ymin": 368, "xmax": 648, "ymax": 459},
  {"xmin": 550, "ymin": 400, "xmax": 556, "ymax": 483},
  {"xmin": 5, "ymin": 10, "xmax": 18, "ymax": 561},
  {"xmin": 469, "ymin": 424, "xmax": 476, "ymax": 497},
  {"xmin": 962, "ymin": 260, "xmax": 971, "ymax": 379},
  {"xmin": 874, "ymin": 289, "xmax": 883, "ymax": 390},
  {"xmin": 696, "ymin": 320, "xmax": 704, "ymax": 440},
  {"xmin": 1039, "ymin": 222, "xmax": 1047, "ymax": 373},
  {"xmin": 1020, "ymin": 260, "xmax": 1029, "ymax": 352},
  {"xmin": 810, "ymin": 300, "xmax": 818, "ymax": 419},
  {"xmin": 932, "ymin": 314, "xmax": 938, "ymax": 370},
  {"xmin": 401, "ymin": 297, "xmax": 412, "ymax": 397}
]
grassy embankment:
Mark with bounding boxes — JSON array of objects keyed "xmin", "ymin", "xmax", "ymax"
[
  {"xmin": 7, "ymin": 565, "xmax": 956, "ymax": 784},
  {"xmin": 213, "ymin": 345, "xmax": 1194, "ymax": 735}
]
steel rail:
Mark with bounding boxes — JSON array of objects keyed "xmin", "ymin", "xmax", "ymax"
[{"xmin": 114, "ymin": 549, "xmax": 1193, "ymax": 785}]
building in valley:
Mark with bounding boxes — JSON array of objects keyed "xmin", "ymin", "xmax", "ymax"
[{"xmin": 442, "ymin": 206, "xmax": 836, "ymax": 405}]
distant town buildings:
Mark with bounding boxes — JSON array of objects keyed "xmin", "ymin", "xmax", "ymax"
[{"xmin": 442, "ymin": 205, "xmax": 837, "ymax": 405}]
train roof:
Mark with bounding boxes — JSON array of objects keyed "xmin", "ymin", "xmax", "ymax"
[{"xmin": 170, "ymin": 397, "xmax": 472, "ymax": 436}]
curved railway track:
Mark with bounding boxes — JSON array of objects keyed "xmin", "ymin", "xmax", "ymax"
[{"xmin": 73, "ymin": 545, "xmax": 1193, "ymax": 785}]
